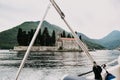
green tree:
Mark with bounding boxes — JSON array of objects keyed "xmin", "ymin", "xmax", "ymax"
[
  {"xmin": 60, "ymin": 33, "xmax": 63, "ymax": 37},
  {"xmin": 30, "ymin": 29, "xmax": 34, "ymax": 42},
  {"xmin": 79, "ymin": 35, "xmax": 82, "ymax": 41},
  {"xmin": 62, "ymin": 30, "xmax": 66, "ymax": 38},
  {"xmin": 34, "ymin": 29, "xmax": 40, "ymax": 46},
  {"xmin": 75, "ymin": 31, "xmax": 77, "ymax": 34},
  {"xmin": 22, "ymin": 31, "xmax": 28, "ymax": 46},
  {"xmin": 51, "ymin": 30, "xmax": 56, "ymax": 46},
  {"xmin": 42, "ymin": 27, "xmax": 50, "ymax": 46},
  {"xmin": 38, "ymin": 29, "xmax": 42, "ymax": 45},
  {"xmin": 27, "ymin": 31, "xmax": 31, "ymax": 45},
  {"xmin": 67, "ymin": 34, "xmax": 71, "ymax": 38},
  {"xmin": 17, "ymin": 28, "xmax": 23, "ymax": 45},
  {"xmin": 27, "ymin": 29, "xmax": 35, "ymax": 46}
]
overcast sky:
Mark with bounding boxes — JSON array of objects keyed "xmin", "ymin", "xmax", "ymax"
[{"xmin": 1, "ymin": 0, "xmax": 120, "ymax": 39}]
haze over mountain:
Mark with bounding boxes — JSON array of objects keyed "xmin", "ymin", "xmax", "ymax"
[{"xmin": 96, "ymin": 30, "xmax": 120, "ymax": 49}]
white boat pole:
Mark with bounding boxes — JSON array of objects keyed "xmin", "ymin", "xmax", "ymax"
[
  {"xmin": 50, "ymin": 0, "xmax": 94, "ymax": 63},
  {"xmin": 15, "ymin": 3, "xmax": 51, "ymax": 80}
]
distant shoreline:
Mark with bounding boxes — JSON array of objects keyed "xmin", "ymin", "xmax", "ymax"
[
  {"xmin": 15, "ymin": 50, "xmax": 83, "ymax": 53},
  {"xmin": 12, "ymin": 49, "xmax": 99, "ymax": 53}
]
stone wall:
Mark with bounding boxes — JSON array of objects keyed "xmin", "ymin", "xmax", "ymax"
[{"xmin": 14, "ymin": 46, "xmax": 58, "ymax": 51}]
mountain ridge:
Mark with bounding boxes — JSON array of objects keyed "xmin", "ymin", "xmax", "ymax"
[
  {"xmin": 0, "ymin": 20, "xmax": 117, "ymax": 49},
  {"xmin": 96, "ymin": 30, "xmax": 120, "ymax": 49}
]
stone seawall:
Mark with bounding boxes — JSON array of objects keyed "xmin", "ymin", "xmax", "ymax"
[
  {"xmin": 14, "ymin": 46, "xmax": 58, "ymax": 51},
  {"xmin": 13, "ymin": 46, "xmax": 82, "ymax": 52}
]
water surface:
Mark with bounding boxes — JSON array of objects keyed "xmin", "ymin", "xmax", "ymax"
[{"xmin": 0, "ymin": 50, "xmax": 119, "ymax": 80}]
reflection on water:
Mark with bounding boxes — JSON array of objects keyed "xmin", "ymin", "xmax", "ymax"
[{"xmin": 0, "ymin": 50, "xmax": 120, "ymax": 80}]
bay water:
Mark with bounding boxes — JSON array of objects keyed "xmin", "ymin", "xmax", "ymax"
[{"xmin": 0, "ymin": 50, "xmax": 120, "ymax": 80}]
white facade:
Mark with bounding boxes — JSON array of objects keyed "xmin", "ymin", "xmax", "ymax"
[{"xmin": 57, "ymin": 38, "xmax": 80, "ymax": 50}]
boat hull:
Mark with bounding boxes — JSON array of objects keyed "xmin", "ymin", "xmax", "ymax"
[
  {"xmin": 62, "ymin": 75, "xmax": 90, "ymax": 80},
  {"xmin": 62, "ymin": 65, "xmax": 120, "ymax": 80}
]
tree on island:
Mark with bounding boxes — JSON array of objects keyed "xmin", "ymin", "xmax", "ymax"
[
  {"xmin": 62, "ymin": 30, "xmax": 66, "ymax": 37},
  {"xmin": 41, "ymin": 27, "xmax": 49, "ymax": 46},
  {"xmin": 51, "ymin": 30, "xmax": 56, "ymax": 46},
  {"xmin": 17, "ymin": 27, "xmax": 57, "ymax": 46},
  {"xmin": 17, "ymin": 28, "xmax": 23, "ymax": 45},
  {"xmin": 67, "ymin": 33, "xmax": 71, "ymax": 38}
]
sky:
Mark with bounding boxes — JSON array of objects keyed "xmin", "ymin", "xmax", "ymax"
[{"xmin": 0, "ymin": 0, "xmax": 120, "ymax": 39}]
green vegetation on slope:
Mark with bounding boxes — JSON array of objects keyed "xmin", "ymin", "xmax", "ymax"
[
  {"xmin": 0, "ymin": 21, "xmax": 66, "ymax": 49},
  {"xmin": 0, "ymin": 21, "xmax": 105, "ymax": 49}
]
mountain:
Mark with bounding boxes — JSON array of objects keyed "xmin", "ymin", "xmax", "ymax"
[
  {"xmin": 96, "ymin": 30, "xmax": 120, "ymax": 49},
  {"xmin": 77, "ymin": 33, "xmax": 105, "ymax": 49},
  {"xmin": 0, "ymin": 21, "xmax": 104, "ymax": 49},
  {"xmin": 0, "ymin": 21, "xmax": 65, "ymax": 49}
]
